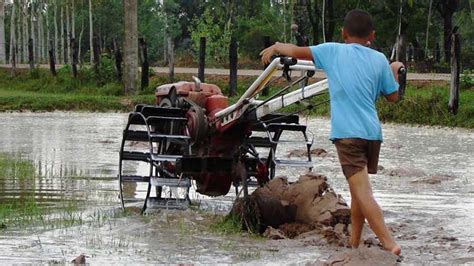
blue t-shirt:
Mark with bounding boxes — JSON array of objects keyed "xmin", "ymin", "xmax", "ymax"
[{"xmin": 310, "ymin": 43, "xmax": 399, "ymax": 141}]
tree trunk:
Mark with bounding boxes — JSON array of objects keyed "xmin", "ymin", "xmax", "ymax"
[
  {"xmin": 306, "ymin": 0, "xmax": 320, "ymax": 45},
  {"xmin": 88, "ymin": 0, "xmax": 93, "ymax": 64},
  {"xmin": 442, "ymin": 13, "xmax": 453, "ymax": 63},
  {"xmin": 38, "ymin": 7, "xmax": 44, "ymax": 62},
  {"xmin": 0, "ymin": 0, "xmax": 5, "ymax": 64},
  {"xmin": 49, "ymin": 39, "xmax": 56, "ymax": 76},
  {"xmin": 78, "ymin": 12, "xmax": 84, "ymax": 64},
  {"xmin": 71, "ymin": 37, "xmax": 78, "ymax": 77},
  {"xmin": 16, "ymin": 0, "xmax": 22, "ymax": 64},
  {"xmin": 321, "ymin": 0, "xmax": 325, "ymax": 42},
  {"xmin": 324, "ymin": 0, "xmax": 335, "ymax": 42},
  {"xmin": 92, "ymin": 35, "xmax": 100, "ymax": 75},
  {"xmin": 28, "ymin": 38, "xmax": 34, "ymax": 72},
  {"xmin": 9, "ymin": 0, "xmax": 16, "ymax": 76},
  {"xmin": 437, "ymin": 0, "xmax": 459, "ymax": 63},
  {"xmin": 262, "ymin": 36, "xmax": 271, "ymax": 96},
  {"xmin": 229, "ymin": 36, "xmax": 238, "ymax": 97},
  {"xmin": 123, "ymin": 0, "xmax": 138, "ymax": 95},
  {"xmin": 54, "ymin": 0, "xmax": 58, "ymax": 63},
  {"xmin": 45, "ymin": 2, "xmax": 49, "ymax": 62},
  {"xmin": 30, "ymin": 3, "xmax": 35, "ymax": 62},
  {"xmin": 22, "ymin": 1, "xmax": 28, "ymax": 63},
  {"xmin": 425, "ymin": 0, "xmax": 433, "ymax": 58},
  {"xmin": 139, "ymin": 38, "xmax": 149, "ymax": 90},
  {"xmin": 198, "ymin": 36, "xmax": 206, "ymax": 82},
  {"xmin": 60, "ymin": 5, "xmax": 64, "ymax": 63},
  {"xmin": 167, "ymin": 37, "xmax": 174, "ymax": 82},
  {"xmin": 449, "ymin": 32, "xmax": 460, "ymax": 115},
  {"xmin": 112, "ymin": 37, "xmax": 122, "ymax": 82},
  {"xmin": 66, "ymin": 0, "xmax": 70, "ymax": 64},
  {"xmin": 396, "ymin": 34, "xmax": 408, "ymax": 65},
  {"xmin": 71, "ymin": 0, "xmax": 75, "ymax": 39}
]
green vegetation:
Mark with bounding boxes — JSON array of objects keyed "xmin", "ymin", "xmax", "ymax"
[
  {"xmin": 1, "ymin": 67, "xmax": 473, "ymax": 128},
  {"xmin": 377, "ymin": 85, "xmax": 474, "ymax": 128},
  {"xmin": 0, "ymin": 153, "xmax": 46, "ymax": 229},
  {"xmin": 0, "ymin": 153, "xmax": 129, "ymax": 231},
  {"xmin": 210, "ymin": 214, "xmax": 243, "ymax": 235},
  {"xmin": 0, "ymin": 67, "xmax": 155, "ymax": 112}
]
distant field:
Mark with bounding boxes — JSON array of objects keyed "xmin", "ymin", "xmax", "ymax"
[{"xmin": 0, "ymin": 67, "xmax": 472, "ymax": 128}]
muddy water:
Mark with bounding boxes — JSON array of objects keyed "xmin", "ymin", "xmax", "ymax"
[{"xmin": 0, "ymin": 112, "xmax": 473, "ymax": 264}]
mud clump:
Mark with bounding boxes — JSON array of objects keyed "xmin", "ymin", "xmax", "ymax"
[
  {"xmin": 231, "ymin": 173, "xmax": 351, "ymax": 246},
  {"xmin": 383, "ymin": 167, "xmax": 426, "ymax": 177},
  {"xmin": 288, "ymin": 148, "xmax": 329, "ymax": 158},
  {"xmin": 411, "ymin": 175, "xmax": 456, "ymax": 184}
]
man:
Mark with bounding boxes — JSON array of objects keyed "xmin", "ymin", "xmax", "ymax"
[
  {"xmin": 260, "ymin": 10, "xmax": 402, "ymax": 256},
  {"xmin": 291, "ymin": 24, "xmax": 308, "ymax": 47}
]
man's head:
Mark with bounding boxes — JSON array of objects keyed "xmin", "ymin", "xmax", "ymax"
[
  {"xmin": 291, "ymin": 24, "xmax": 299, "ymax": 33},
  {"xmin": 342, "ymin": 9, "xmax": 375, "ymax": 45}
]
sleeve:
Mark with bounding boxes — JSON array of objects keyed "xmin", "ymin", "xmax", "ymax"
[
  {"xmin": 310, "ymin": 43, "xmax": 338, "ymax": 71},
  {"xmin": 380, "ymin": 60, "xmax": 399, "ymax": 96}
]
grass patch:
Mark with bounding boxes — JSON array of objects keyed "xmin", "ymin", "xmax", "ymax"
[
  {"xmin": 210, "ymin": 214, "xmax": 243, "ymax": 235},
  {"xmin": 0, "ymin": 153, "xmax": 127, "ymax": 231},
  {"xmin": 0, "ymin": 153, "xmax": 42, "ymax": 229},
  {"xmin": 1, "ymin": 67, "xmax": 473, "ymax": 128},
  {"xmin": 0, "ymin": 89, "xmax": 154, "ymax": 112}
]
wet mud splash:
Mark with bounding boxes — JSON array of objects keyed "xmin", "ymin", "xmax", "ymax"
[
  {"xmin": 232, "ymin": 174, "xmax": 350, "ymax": 246},
  {"xmin": 0, "ymin": 112, "xmax": 473, "ymax": 264}
]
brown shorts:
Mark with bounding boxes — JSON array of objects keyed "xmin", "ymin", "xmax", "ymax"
[{"xmin": 334, "ymin": 138, "xmax": 381, "ymax": 179}]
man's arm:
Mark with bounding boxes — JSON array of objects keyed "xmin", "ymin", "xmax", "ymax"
[
  {"xmin": 383, "ymin": 61, "xmax": 404, "ymax": 103},
  {"xmin": 384, "ymin": 91, "xmax": 399, "ymax": 102},
  {"xmin": 260, "ymin": 42, "xmax": 312, "ymax": 64}
]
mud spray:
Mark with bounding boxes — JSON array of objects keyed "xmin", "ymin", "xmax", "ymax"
[{"xmin": 230, "ymin": 173, "xmax": 400, "ymax": 265}]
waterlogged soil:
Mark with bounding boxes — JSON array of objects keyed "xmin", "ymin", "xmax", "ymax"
[{"xmin": 0, "ymin": 112, "xmax": 473, "ymax": 264}]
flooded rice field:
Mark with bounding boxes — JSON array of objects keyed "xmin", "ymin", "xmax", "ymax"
[{"xmin": 0, "ymin": 112, "xmax": 473, "ymax": 264}]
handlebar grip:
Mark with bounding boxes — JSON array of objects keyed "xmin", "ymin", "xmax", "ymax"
[
  {"xmin": 280, "ymin": 57, "xmax": 297, "ymax": 66},
  {"xmin": 398, "ymin": 67, "xmax": 407, "ymax": 75}
]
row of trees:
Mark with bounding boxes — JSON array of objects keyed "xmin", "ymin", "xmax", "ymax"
[
  {"xmin": 1, "ymin": 1, "xmax": 472, "ymax": 67},
  {"xmin": 0, "ymin": 0, "xmax": 93, "ymax": 65},
  {"xmin": 0, "ymin": 1, "xmax": 472, "ymax": 94}
]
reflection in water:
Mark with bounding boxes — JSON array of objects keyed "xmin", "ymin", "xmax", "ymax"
[{"xmin": 0, "ymin": 112, "xmax": 473, "ymax": 264}]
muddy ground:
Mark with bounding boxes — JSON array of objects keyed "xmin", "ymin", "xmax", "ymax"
[{"xmin": 0, "ymin": 112, "xmax": 473, "ymax": 264}]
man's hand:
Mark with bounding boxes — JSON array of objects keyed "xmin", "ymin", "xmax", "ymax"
[
  {"xmin": 260, "ymin": 42, "xmax": 281, "ymax": 65},
  {"xmin": 260, "ymin": 42, "xmax": 313, "ymax": 65},
  {"xmin": 390, "ymin": 61, "xmax": 405, "ymax": 83}
]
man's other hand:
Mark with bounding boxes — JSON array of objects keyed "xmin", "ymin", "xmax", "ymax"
[
  {"xmin": 260, "ymin": 42, "xmax": 281, "ymax": 65},
  {"xmin": 390, "ymin": 61, "xmax": 405, "ymax": 84}
]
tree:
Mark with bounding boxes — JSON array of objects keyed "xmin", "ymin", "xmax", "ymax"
[
  {"xmin": 0, "ymin": 0, "xmax": 5, "ymax": 64},
  {"xmin": 60, "ymin": 3, "xmax": 64, "ymax": 63},
  {"xmin": 88, "ymin": 0, "xmax": 92, "ymax": 64},
  {"xmin": 435, "ymin": 0, "xmax": 460, "ymax": 63},
  {"xmin": 22, "ymin": 0, "xmax": 28, "ymax": 63},
  {"xmin": 306, "ymin": 0, "xmax": 322, "ymax": 44},
  {"xmin": 30, "ymin": 0, "xmax": 35, "ymax": 62},
  {"xmin": 123, "ymin": 0, "xmax": 138, "ymax": 95},
  {"xmin": 54, "ymin": 0, "xmax": 58, "ymax": 62},
  {"xmin": 66, "ymin": 0, "xmax": 70, "ymax": 64},
  {"xmin": 9, "ymin": 0, "xmax": 16, "ymax": 73}
]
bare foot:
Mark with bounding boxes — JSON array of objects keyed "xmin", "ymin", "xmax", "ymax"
[{"xmin": 385, "ymin": 244, "xmax": 401, "ymax": 256}]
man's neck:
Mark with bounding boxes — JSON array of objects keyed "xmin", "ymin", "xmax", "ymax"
[{"xmin": 345, "ymin": 37, "xmax": 369, "ymax": 46}]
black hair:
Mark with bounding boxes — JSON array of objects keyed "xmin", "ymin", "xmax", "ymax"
[{"xmin": 343, "ymin": 10, "xmax": 373, "ymax": 38}]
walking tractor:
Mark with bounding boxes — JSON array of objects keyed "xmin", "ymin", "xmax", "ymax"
[{"xmin": 118, "ymin": 57, "xmax": 407, "ymax": 212}]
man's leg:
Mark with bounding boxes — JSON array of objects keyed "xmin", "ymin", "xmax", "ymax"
[
  {"xmin": 347, "ymin": 167, "xmax": 401, "ymax": 255},
  {"xmin": 350, "ymin": 195, "xmax": 365, "ymax": 248}
]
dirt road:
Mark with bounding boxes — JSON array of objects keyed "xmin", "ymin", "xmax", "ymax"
[{"xmin": 0, "ymin": 63, "xmax": 453, "ymax": 81}]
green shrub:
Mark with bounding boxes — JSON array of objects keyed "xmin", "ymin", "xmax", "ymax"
[{"xmin": 461, "ymin": 69, "xmax": 474, "ymax": 90}]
